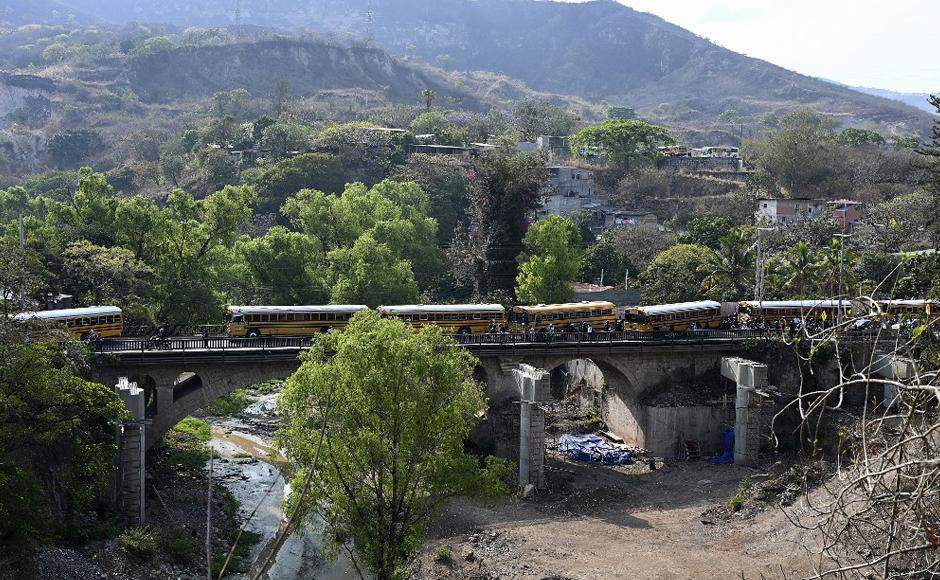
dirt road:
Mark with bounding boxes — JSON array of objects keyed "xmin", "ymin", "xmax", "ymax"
[{"xmin": 414, "ymin": 452, "xmax": 821, "ymax": 579}]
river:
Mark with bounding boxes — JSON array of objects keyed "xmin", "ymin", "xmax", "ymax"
[{"xmin": 205, "ymin": 392, "xmax": 357, "ymax": 580}]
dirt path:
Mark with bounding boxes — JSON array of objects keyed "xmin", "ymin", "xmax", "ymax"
[{"xmin": 414, "ymin": 453, "xmax": 821, "ymax": 579}]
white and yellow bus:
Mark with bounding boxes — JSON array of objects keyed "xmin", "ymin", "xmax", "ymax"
[
  {"xmin": 224, "ymin": 305, "xmax": 368, "ymax": 337},
  {"xmin": 14, "ymin": 305, "xmax": 124, "ymax": 339},
  {"xmin": 377, "ymin": 304, "xmax": 506, "ymax": 334},
  {"xmin": 626, "ymin": 301, "xmax": 721, "ymax": 332},
  {"xmin": 509, "ymin": 301, "xmax": 617, "ymax": 331},
  {"xmin": 738, "ymin": 300, "xmax": 851, "ymax": 325},
  {"xmin": 854, "ymin": 299, "xmax": 939, "ymax": 323}
]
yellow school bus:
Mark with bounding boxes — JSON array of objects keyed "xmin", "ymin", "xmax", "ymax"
[
  {"xmin": 737, "ymin": 300, "xmax": 851, "ymax": 325},
  {"xmin": 626, "ymin": 301, "xmax": 721, "ymax": 332},
  {"xmin": 224, "ymin": 305, "xmax": 368, "ymax": 337},
  {"xmin": 858, "ymin": 299, "xmax": 939, "ymax": 323},
  {"xmin": 510, "ymin": 301, "xmax": 617, "ymax": 331},
  {"xmin": 14, "ymin": 305, "xmax": 124, "ymax": 339},
  {"xmin": 377, "ymin": 304, "xmax": 506, "ymax": 334}
]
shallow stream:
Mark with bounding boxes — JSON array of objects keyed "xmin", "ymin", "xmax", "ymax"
[{"xmin": 205, "ymin": 393, "xmax": 356, "ymax": 580}]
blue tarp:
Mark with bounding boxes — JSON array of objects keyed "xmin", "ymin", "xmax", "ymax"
[
  {"xmin": 556, "ymin": 434, "xmax": 633, "ymax": 465},
  {"xmin": 708, "ymin": 428, "xmax": 735, "ymax": 464}
]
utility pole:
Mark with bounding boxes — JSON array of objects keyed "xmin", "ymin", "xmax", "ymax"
[
  {"xmin": 753, "ymin": 227, "xmax": 774, "ymax": 307},
  {"xmin": 18, "ymin": 213, "xmax": 25, "ymax": 249},
  {"xmin": 835, "ymin": 232, "xmax": 852, "ymax": 325}
]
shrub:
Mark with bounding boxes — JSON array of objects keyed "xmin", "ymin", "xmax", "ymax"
[
  {"xmin": 433, "ymin": 545, "xmax": 454, "ymax": 565},
  {"xmin": 159, "ymin": 527, "xmax": 200, "ymax": 564},
  {"xmin": 205, "ymin": 388, "xmax": 250, "ymax": 416},
  {"xmin": 728, "ymin": 477, "xmax": 753, "ymax": 512},
  {"xmin": 118, "ymin": 527, "xmax": 158, "ymax": 562}
]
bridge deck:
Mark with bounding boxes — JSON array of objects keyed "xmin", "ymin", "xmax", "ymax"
[{"xmin": 90, "ymin": 329, "xmax": 894, "ymax": 364}]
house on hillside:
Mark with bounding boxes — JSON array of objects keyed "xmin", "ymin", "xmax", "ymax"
[
  {"xmin": 828, "ymin": 199, "xmax": 864, "ymax": 231},
  {"xmin": 604, "ymin": 210, "xmax": 658, "ymax": 229},
  {"xmin": 535, "ymin": 165, "xmax": 607, "ymax": 234},
  {"xmin": 755, "ymin": 198, "xmax": 826, "ymax": 225}
]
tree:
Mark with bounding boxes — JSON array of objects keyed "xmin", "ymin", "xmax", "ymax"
[
  {"xmin": 778, "ymin": 241, "xmax": 818, "ymax": 298},
  {"xmin": 639, "ymin": 244, "xmax": 710, "ymax": 304},
  {"xmin": 61, "ymin": 241, "xmax": 151, "ymax": 306},
  {"xmin": 580, "ymin": 232, "xmax": 632, "ymax": 285},
  {"xmin": 391, "ymin": 154, "xmax": 470, "ymax": 245},
  {"xmin": 259, "ymin": 120, "xmax": 312, "ymax": 160},
  {"xmin": 743, "ymin": 109, "xmax": 839, "ymax": 197},
  {"xmin": 515, "ymin": 215, "xmax": 583, "ymax": 304},
  {"xmin": 0, "ymin": 326, "xmax": 126, "ymax": 546},
  {"xmin": 448, "ymin": 151, "xmax": 545, "ymax": 296},
  {"xmin": 272, "ymin": 80, "xmax": 291, "ymax": 116},
  {"xmin": 328, "ymin": 234, "xmax": 419, "ymax": 307},
  {"xmin": 246, "ymin": 152, "xmax": 345, "ymax": 211},
  {"xmin": 569, "ymin": 119, "xmax": 673, "ymax": 168},
  {"xmin": 700, "ymin": 229, "xmax": 754, "ymax": 301},
  {"xmin": 607, "ymin": 106, "xmax": 636, "ymax": 120},
  {"xmin": 511, "ymin": 99, "xmax": 579, "ymax": 141},
  {"xmin": 132, "ymin": 36, "xmax": 177, "ymax": 55},
  {"xmin": 917, "ymin": 94, "xmax": 940, "ymax": 245},
  {"xmin": 837, "ymin": 127, "xmax": 885, "ymax": 148},
  {"xmin": 679, "ymin": 216, "xmax": 737, "ymax": 250},
  {"xmin": 237, "ymin": 227, "xmax": 329, "ymax": 305},
  {"xmin": 277, "ymin": 311, "xmax": 503, "ymax": 580},
  {"xmin": 860, "ymin": 189, "xmax": 934, "ymax": 252},
  {"xmin": 813, "ymin": 238, "xmax": 858, "ymax": 297},
  {"xmin": 421, "ymin": 88, "xmax": 436, "ymax": 111},
  {"xmin": 46, "ymin": 130, "xmax": 103, "ymax": 168}
]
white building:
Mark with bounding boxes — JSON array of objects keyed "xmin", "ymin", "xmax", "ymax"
[{"xmin": 756, "ymin": 198, "xmax": 826, "ymax": 225}]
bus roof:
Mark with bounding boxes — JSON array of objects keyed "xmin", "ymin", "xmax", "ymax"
[
  {"xmin": 513, "ymin": 301, "xmax": 616, "ymax": 314},
  {"xmin": 226, "ymin": 305, "xmax": 368, "ymax": 315},
  {"xmin": 876, "ymin": 299, "xmax": 937, "ymax": 306},
  {"xmin": 379, "ymin": 304, "xmax": 505, "ymax": 314},
  {"xmin": 739, "ymin": 300, "xmax": 852, "ymax": 309},
  {"xmin": 635, "ymin": 301, "xmax": 720, "ymax": 315},
  {"xmin": 14, "ymin": 305, "xmax": 122, "ymax": 321}
]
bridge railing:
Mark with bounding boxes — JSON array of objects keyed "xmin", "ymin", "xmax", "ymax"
[{"xmin": 94, "ymin": 336, "xmax": 315, "ymax": 353}]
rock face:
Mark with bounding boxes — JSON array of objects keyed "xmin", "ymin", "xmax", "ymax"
[
  {"xmin": 124, "ymin": 38, "xmax": 481, "ymax": 108},
  {"xmin": 51, "ymin": 0, "xmax": 936, "ymax": 134}
]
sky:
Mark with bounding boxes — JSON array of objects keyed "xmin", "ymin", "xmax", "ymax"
[{"xmin": 557, "ymin": 0, "xmax": 938, "ymax": 94}]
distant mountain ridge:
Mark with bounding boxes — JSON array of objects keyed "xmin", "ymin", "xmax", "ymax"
[
  {"xmin": 849, "ymin": 86, "xmax": 934, "ymax": 115},
  {"xmin": 9, "ymin": 0, "xmax": 935, "ymax": 136}
]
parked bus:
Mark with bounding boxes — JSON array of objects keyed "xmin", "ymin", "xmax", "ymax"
[
  {"xmin": 14, "ymin": 305, "xmax": 123, "ymax": 339},
  {"xmin": 509, "ymin": 301, "xmax": 617, "ymax": 331},
  {"xmin": 737, "ymin": 300, "xmax": 851, "ymax": 325},
  {"xmin": 853, "ymin": 299, "xmax": 939, "ymax": 323},
  {"xmin": 224, "ymin": 305, "xmax": 368, "ymax": 337},
  {"xmin": 377, "ymin": 304, "xmax": 506, "ymax": 334},
  {"xmin": 625, "ymin": 301, "xmax": 721, "ymax": 332}
]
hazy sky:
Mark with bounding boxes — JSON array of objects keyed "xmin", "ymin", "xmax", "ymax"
[{"xmin": 557, "ymin": 0, "xmax": 937, "ymax": 93}]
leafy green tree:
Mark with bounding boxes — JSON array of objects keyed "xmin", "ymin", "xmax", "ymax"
[
  {"xmin": 837, "ymin": 127, "xmax": 885, "ymax": 148},
  {"xmin": 421, "ymin": 88, "xmax": 436, "ymax": 111},
  {"xmin": 245, "ymin": 152, "xmax": 345, "ymax": 211},
  {"xmin": 44, "ymin": 168, "xmax": 118, "ymax": 247},
  {"xmin": 259, "ymin": 120, "xmax": 312, "ymax": 160},
  {"xmin": 328, "ymin": 234, "xmax": 419, "ymax": 307},
  {"xmin": 391, "ymin": 154, "xmax": 469, "ymax": 245},
  {"xmin": 639, "ymin": 244, "xmax": 710, "ymax": 304},
  {"xmin": 237, "ymin": 227, "xmax": 329, "ymax": 305},
  {"xmin": 861, "ymin": 189, "xmax": 934, "ymax": 252},
  {"xmin": 569, "ymin": 119, "xmax": 673, "ymax": 168},
  {"xmin": 512, "ymin": 99, "xmax": 579, "ymax": 140},
  {"xmin": 679, "ymin": 216, "xmax": 737, "ymax": 250},
  {"xmin": 151, "ymin": 185, "xmax": 256, "ymax": 326},
  {"xmin": 132, "ymin": 36, "xmax": 177, "ymax": 56},
  {"xmin": 580, "ymin": 232, "xmax": 632, "ymax": 285},
  {"xmin": 61, "ymin": 240, "xmax": 152, "ymax": 306},
  {"xmin": 813, "ymin": 238, "xmax": 858, "ymax": 297},
  {"xmin": 744, "ymin": 109, "xmax": 839, "ymax": 197},
  {"xmin": 46, "ymin": 130, "xmax": 103, "ymax": 168},
  {"xmin": 113, "ymin": 196, "xmax": 167, "ymax": 262},
  {"xmin": 607, "ymin": 106, "xmax": 636, "ymax": 120},
  {"xmin": 277, "ymin": 311, "xmax": 504, "ymax": 580},
  {"xmin": 516, "ymin": 215, "xmax": 583, "ymax": 304},
  {"xmin": 700, "ymin": 230, "xmax": 754, "ymax": 301},
  {"xmin": 0, "ymin": 326, "xmax": 126, "ymax": 546},
  {"xmin": 893, "ymin": 252, "xmax": 940, "ymax": 299},
  {"xmin": 283, "ymin": 180, "xmax": 440, "ymax": 288},
  {"xmin": 410, "ymin": 111, "xmax": 465, "ymax": 146}
]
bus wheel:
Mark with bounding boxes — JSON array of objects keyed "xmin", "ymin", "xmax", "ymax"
[
  {"xmin": 459, "ymin": 327, "xmax": 471, "ymax": 335},
  {"xmin": 247, "ymin": 330, "xmax": 260, "ymax": 338}
]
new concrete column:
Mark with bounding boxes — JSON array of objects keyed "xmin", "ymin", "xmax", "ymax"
[
  {"xmin": 721, "ymin": 357, "xmax": 768, "ymax": 467},
  {"xmin": 115, "ymin": 377, "xmax": 148, "ymax": 525},
  {"xmin": 512, "ymin": 364, "xmax": 549, "ymax": 489},
  {"xmin": 873, "ymin": 352, "xmax": 918, "ymax": 408}
]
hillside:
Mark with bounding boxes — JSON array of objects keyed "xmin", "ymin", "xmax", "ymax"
[{"xmin": 38, "ymin": 0, "xmax": 936, "ymax": 136}]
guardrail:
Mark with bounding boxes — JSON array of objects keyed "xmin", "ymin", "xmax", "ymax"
[{"xmin": 92, "ymin": 329, "xmax": 789, "ymax": 354}]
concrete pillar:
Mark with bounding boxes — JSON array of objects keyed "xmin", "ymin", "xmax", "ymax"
[
  {"xmin": 115, "ymin": 377, "xmax": 149, "ymax": 526},
  {"xmin": 721, "ymin": 358, "xmax": 768, "ymax": 467},
  {"xmin": 873, "ymin": 352, "xmax": 917, "ymax": 409},
  {"xmin": 512, "ymin": 364, "xmax": 549, "ymax": 489}
]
